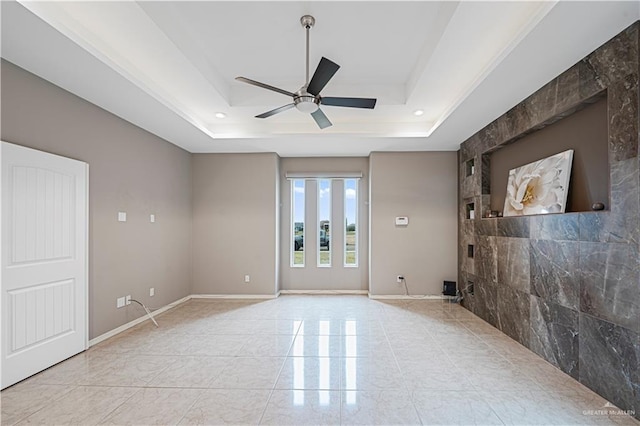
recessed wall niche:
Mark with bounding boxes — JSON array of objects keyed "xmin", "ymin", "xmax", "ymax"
[
  {"xmin": 465, "ymin": 202, "xmax": 475, "ymax": 219},
  {"xmin": 465, "ymin": 158, "xmax": 475, "ymax": 177},
  {"xmin": 486, "ymin": 94, "xmax": 609, "ymax": 214}
]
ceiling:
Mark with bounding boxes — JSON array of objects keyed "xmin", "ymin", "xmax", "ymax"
[{"xmin": 2, "ymin": 1, "xmax": 639, "ymax": 156}]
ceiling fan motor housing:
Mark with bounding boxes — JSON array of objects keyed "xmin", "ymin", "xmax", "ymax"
[{"xmin": 294, "ymin": 90, "xmax": 319, "ymax": 113}]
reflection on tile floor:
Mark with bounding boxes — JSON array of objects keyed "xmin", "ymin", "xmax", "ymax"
[{"xmin": 2, "ymin": 296, "xmax": 638, "ymax": 425}]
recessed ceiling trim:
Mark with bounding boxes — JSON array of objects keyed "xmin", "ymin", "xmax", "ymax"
[
  {"xmin": 405, "ymin": 1, "xmax": 460, "ymax": 99},
  {"xmin": 404, "ymin": 1, "xmax": 559, "ymax": 138},
  {"xmin": 17, "ymin": 0, "xmax": 224, "ymax": 140},
  {"xmin": 140, "ymin": 1, "xmax": 231, "ymax": 103},
  {"xmin": 207, "ymin": 120, "xmax": 436, "ymax": 139},
  {"xmin": 422, "ymin": 1, "xmax": 558, "ymax": 137}
]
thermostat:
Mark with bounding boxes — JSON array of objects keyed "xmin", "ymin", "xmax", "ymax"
[{"xmin": 395, "ymin": 216, "xmax": 409, "ymax": 226}]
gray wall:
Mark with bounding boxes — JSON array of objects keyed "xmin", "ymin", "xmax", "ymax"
[
  {"xmin": 192, "ymin": 153, "xmax": 279, "ymax": 296},
  {"xmin": 369, "ymin": 152, "xmax": 458, "ymax": 296},
  {"xmin": 1, "ymin": 60, "xmax": 193, "ymax": 339},
  {"xmin": 279, "ymin": 157, "xmax": 370, "ymax": 291},
  {"xmin": 458, "ymin": 22, "xmax": 639, "ymax": 419}
]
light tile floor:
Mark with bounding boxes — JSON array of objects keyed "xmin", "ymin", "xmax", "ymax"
[{"xmin": 2, "ymin": 296, "xmax": 638, "ymax": 425}]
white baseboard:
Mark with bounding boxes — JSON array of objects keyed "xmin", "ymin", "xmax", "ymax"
[
  {"xmin": 88, "ymin": 295, "xmax": 191, "ymax": 347},
  {"xmin": 279, "ymin": 289, "xmax": 368, "ymax": 295},
  {"xmin": 368, "ymin": 294, "xmax": 448, "ymax": 300},
  {"xmin": 190, "ymin": 293, "xmax": 279, "ymax": 299}
]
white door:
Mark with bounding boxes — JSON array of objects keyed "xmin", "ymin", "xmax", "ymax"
[{"xmin": 1, "ymin": 141, "xmax": 88, "ymax": 389}]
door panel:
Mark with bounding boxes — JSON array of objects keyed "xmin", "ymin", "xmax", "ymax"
[
  {"xmin": 9, "ymin": 279, "xmax": 75, "ymax": 353},
  {"xmin": 1, "ymin": 141, "xmax": 88, "ymax": 389},
  {"xmin": 11, "ymin": 166, "xmax": 74, "ymax": 264}
]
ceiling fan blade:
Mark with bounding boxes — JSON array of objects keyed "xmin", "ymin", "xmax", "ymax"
[
  {"xmin": 311, "ymin": 108, "xmax": 332, "ymax": 129},
  {"xmin": 321, "ymin": 97, "xmax": 377, "ymax": 109},
  {"xmin": 256, "ymin": 103, "xmax": 295, "ymax": 118},
  {"xmin": 306, "ymin": 57, "xmax": 340, "ymax": 96},
  {"xmin": 236, "ymin": 77, "xmax": 296, "ymax": 98}
]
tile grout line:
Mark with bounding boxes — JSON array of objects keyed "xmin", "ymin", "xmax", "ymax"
[
  {"xmin": 438, "ymin": 308, "xmax": 525, "ymax": 426},
  {"xmin": 94, "ymin": 386, "xmax": 144, "ymax": 425},
  {"xmin": 437, "ymin": 308, "xmax": 508, "ymax": 425},
  {"xmin": 174, "ymin": 389, "xmax": 205, "ymax": 426},
  {"xmin": 380, "ymin": 304, "xmax": 426, "ymax": 426},
  {"xmin": 256, "ymin": 322, "xmax": 300, "ymax": 425},
  {"xmin": 5, "ymin": 384, "xmax": 77, "ymax": 426}
]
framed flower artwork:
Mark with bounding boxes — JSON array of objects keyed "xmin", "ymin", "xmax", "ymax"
[{"xmin": 503, "ymin": 149, "xmax": 574, "ymax": 216}]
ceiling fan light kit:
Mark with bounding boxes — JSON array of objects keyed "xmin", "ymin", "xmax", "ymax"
[
  {"xmin": 235, "ymin": 15, "xmax": 377, "ymax": 129},
  {"xmin": 294, "ymin": 92, "xmax": 319, "ymax": 113}
]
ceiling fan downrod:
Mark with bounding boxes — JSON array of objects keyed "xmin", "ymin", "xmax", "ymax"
[
  {"xmin": 295, "ymin": 15, "xmax": 319, "ymax": 113},
  {"xmin": 300, "ymin": 15, "xmax": 315, "ymax": 87}
]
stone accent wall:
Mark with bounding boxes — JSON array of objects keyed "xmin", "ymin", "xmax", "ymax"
[{"xmin": 458, "ymin": 22, "xmax": 639, "ymax": 418}]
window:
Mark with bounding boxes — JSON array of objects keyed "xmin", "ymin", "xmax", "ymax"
[
  {"xmin": 291, "ymin": 179, "xmax": 305, "ymax": 267},
  {"xmin": 318, "ymin": 179, "xmax": 331, "ymax": 266},
  {"xmin": 288, "ymin": 175, "xmax": 360, "ymax": 269},
  {"xmin": 344, "ymin": 179, "xmax": 358, "ymax": 266}
]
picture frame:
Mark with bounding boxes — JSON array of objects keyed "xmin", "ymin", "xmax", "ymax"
[{"xmin": 503, "ymin": 149, "xmax": 574, "ymax": 216}]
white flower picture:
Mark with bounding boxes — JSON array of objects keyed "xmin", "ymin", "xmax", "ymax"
[{"xmin": 503, "ymin": 149, "xmax": 574, "ymax": 216}]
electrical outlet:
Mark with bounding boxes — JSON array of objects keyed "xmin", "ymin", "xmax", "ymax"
[
  {"xmin": 125, "ymin": 295, "xmax": 131, "ymax": 305},
  {"xmin": 396, "ymin": 275, "xmax": 404, "ymax": 283},
  {"xmin": 150, "ymin": 287, "xmax": 155, "ymax": 297},
  {"xmin": 116, "ymin": 297, "xmax": 125, "ymax": 308},
  {"xmin": 244, "ymin": 275, "xmax": 250, "ymax": 283}
]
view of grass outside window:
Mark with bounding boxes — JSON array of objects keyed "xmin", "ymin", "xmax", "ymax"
[
  {"xmin": 345, "ymin": 179, "xmax": 357, "ymax": 266},
  {"xmin": 292, "ymin": 179, "xmax": 305, "ymax": 266},
  {"xmin": 318, "ymin": 179, "xmax": 331, "ymax": 266}
]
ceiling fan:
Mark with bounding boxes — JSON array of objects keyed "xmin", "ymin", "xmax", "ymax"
[{"xmin": 235, "ymin": 15, "xmax": 377, "ymax": 129}]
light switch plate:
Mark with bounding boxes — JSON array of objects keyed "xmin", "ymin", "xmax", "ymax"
[
  {"xmin": 116, "ymin": 297, "xmax": 125, "ymax": 308},
  {"xmin": 150, "ymin": 287, "xmax": 155, "ymax": 297},
  {"xmin": 118, "ymin": 212, "xmax": 127, "ymax": 222},
  {"xmin": 395, "ymin": 216, "xmax": 409, "ymax": 226},
  {"xmin": 150, "ymin": 214, "xmax": 155, "ymax": 223}
]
